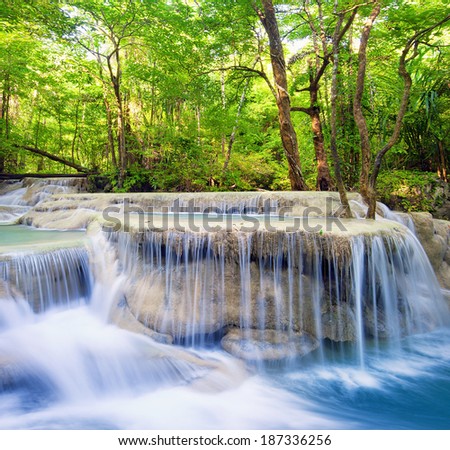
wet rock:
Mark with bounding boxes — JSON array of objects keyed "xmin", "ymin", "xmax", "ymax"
[
  {"xmin": 221, "ymin": 329, "xmax": 319, "ymax": 361},
  {"xmin": 410, "ymin": 213, "xmax": 445, "ymax": 270},
  {"xmin": 127, "ymin": 270, "xmax": 226, "ymax": 340},
  {"xmin": 0, "ymin": 280, "xmax": 23, "ymax": 301},
  {"xmin": 321, "ymin": 304, "xmax": 357, "ymax": 341},
  {"xmin": 109, "ymin": 296, "xmax": 173, "ymax": 345},
  {"xmin": 20, "ymin": 208, "xmax": 100, "ymax": 230},
  {"xmin": 411, "ymin": 213, "xmax": 450, "ymax": 289}
]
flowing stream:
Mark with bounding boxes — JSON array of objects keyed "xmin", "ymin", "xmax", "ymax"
[{"xmin": 1, "ymin": 179, "xmax": 450, "ymax": 430}]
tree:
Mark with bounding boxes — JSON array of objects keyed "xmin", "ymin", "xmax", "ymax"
[
  {"xmin": 366, "ymin": 12, "xmax": 450, "ymax": 218},
  {"xmin": 328, "ymin": 2, "xmax": 358, "ymax": 217},
  {"xmin": 288, "ymin": 0, "xmax": 358, "ymax": 199},
  {"xmin": 353, "ymin": 0, "xmax": 381, "ymax": 214},
  {"xmin": 1, "ymin": 0, "xmax": 449, "ymax": 199},
  {"xmin": 289, "ymin": 0, "xmax": 336, "ymax": 191},
  {"xmin": 252, "ymin": 0, "xmax": 308, "ymax": 190},
  {"xmin": 63, "ymin": 0, "xmax": 145, "ymax": 187},
  {"xmin": 353, "ymin": 0, "xmax": 450, "ymax": 218}
]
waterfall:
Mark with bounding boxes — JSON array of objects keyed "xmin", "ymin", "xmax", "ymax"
[
  {"xmin": 0, "ymin": 228, "xmax": 256, "ymax": 430},
  {"xmin": 1, "ymin": 183, "xmax": 450, "ymax": 429},
  {"xmin": 0, "ymin": 248, "xmax": 91, "ymax": 312},
  {"xmin": 0, "ymin": 177, "xmax": 87, "ymax": 224},
  {"xmin": 106, "ymin": 223, "xmax": 449, "ymax": 363}
]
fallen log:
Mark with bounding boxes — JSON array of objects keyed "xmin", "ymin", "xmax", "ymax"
[{"xmin": 12, "ymin": 144, "xmax": 91, "ymax": 173}]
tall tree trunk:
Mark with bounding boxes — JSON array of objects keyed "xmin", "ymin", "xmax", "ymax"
[
  {"xmin": 106, "ymin": 47, "xmax": 126, "ymax": 189},
  {"xmin": 353, "ymin": 1, "xmax": 381, "ymax": 214},
  {"xmin": 254, "ymin": 0, "xmax": 308, "ymax": 190},
  {"xmin": 71, "ymin": 100, "xmax": 80, "ymax": 164},
  {"xmin": 1, "ymin": 78, "xmax": 11, "ymax": 140},
  {"xmin": 223, "ymin": 77, "xmax": 250, "ymax": 177},
  {"xmin": 345, "ymin": 21, "xmax": 359, "ymax": 186},
  {"xmin": 437, "ymin": 140, "xmax": 447, "ymax": 181},
  {"xmin": 291, "ymin": 1, "xmax": 357, "ymax": 192},
  {"xmin": 104, "ymin": 96, "xmax": 117, "ymax": 169},
  {"xmin": 117, "ymin": 102, "xmax": 126, "ymax": 187},
  {"xmin": 309, "ymin": 94, "xmax": 332, "ymax": 190},
  {"xmin": 123, "ymin": 91, "xmax": 135, "ymax": 165},
  {"xmin": 96, "ymin": 54, "xmax": 117, "ymax": 170},
  {"xmin": 354, "ymin": 4, "xmax": 449, "ymax": 219},
  {"xmin": 0, "ymin": 76, "xmax": 11, "ymax": 172},
  {"xmin": 196, "ymin": 106, "xmax": 201, "ymax": 147},
  {"xmin": 57, "ymin": 107, "xmax": 63, "ymax": 155},
  {"xmin": 330, "ymin": 8, "xmax": 352, "ymax": 218},
  {"xmin": 309, "ymin": 1, "xmax": 333, "ymax": 190},
  {"xmin": 220, "ymin": 70, "xmax": 226, "ymax": 157}
]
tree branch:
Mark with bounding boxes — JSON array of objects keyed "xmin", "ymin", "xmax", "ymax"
[
  {"xmin": 199, "ymin": 65, "xmax": 277, "ymax": 98},
  {"xmin": 337, "ymin": 8, "xmax": 358, "ymax": 44},
  {"xmin": 291, "ymin": 106, "xmax": 312, "ymax": 114}
]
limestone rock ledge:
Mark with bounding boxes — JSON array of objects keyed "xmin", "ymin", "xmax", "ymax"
[{"xmin": 410, "ymin": 212, "xmax": 450, "ymax": 290}]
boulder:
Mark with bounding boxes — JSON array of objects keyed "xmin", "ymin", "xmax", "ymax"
[
  {"xmin": 410, "ymin": 213, "xmax": 450, "ymax": 290},
  {"xmin": 221, "ymin": 328, "xmax": 319, "ymax": 361},
  {"xmin": 410, "ymin": 212, "xmax": 446, "ymax": 271}
]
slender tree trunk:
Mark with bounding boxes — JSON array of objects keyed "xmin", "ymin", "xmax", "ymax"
[
  {"xmin": 353, "ymin": 1, "xmax": 381, "ymax": 214},
  {"xmin": 254, "ymin": 0, "xmax": 308, "ymax": 190},
  {"xmin": 34, "ymin": 106, "xmax": 42, "ymax": 149},
  {"xmin": 71, "ymin": 100, "xmax": 80, "ymax": 164},
  {"xmin": 95, "ymin": 54, "xmax": 117, "ymax": 169},
  {"xmin": 291, "ymin": 101, "xmax": 333, "ymax": 192},
  {"xmin": 437, "ymin": 140, "xmax": 447, "ymax": 181},
  {"xmin": 330, "ymin": 9, "xmax": 352, "ymax": 217},
  {"xmin": 309, "ymin": 99, "xmax": 332, "ymax": 190},
  {"xmin": 196, "ymin": 106, "xmax": 201, "ymax": 147},
  {"xmin": 291, "ymin": 1, "xmax": 358, "ymax": 191},
  {"xmin": 310, "ymin": 1, "xmax": 333, "ymax": 190},
  {"xmin": 57, "ymin": 108, "xmax": 63, "ymax": 155},
  {"xmin": 345, "ymin": 21, "xmax": 359, "ymax": 185},
  {"xmin": 123, "ymin": 91, "xmax": 135, "ymax": 165},
  {"xmin": 114, "ymin": 78, "xmax": 126, "ymax": 187},
  {"xmin": 223, "ymin": 77, "xmax": 250, "ymax": 177},
  {"xmin": 106, "ymin": 44, "xmax": 126, "ymax": 188},
  {"xmin": 220, "ymin": 70, "xmax": 226, "ymax": 157},
  {"xmin": 117, "ymin": 103, "xmax": 126, "ymax": 186},
  {"xmin": 104, "ymin": 97, "xmax": 117, "ymax": 169},
  {"xmin": 1, "ymin": 79, "xmax": 11, "ymax": 139},
  {"xmin": 0, "ymin": 76, "xmax": 11, "ymax": 172}
]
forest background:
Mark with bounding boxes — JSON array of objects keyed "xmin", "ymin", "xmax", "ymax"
[{"xmin": 1, "ymin": 0, "xmax": 449, "ymax": 216}]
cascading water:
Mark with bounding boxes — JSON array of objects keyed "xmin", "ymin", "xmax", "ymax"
[
  {"xmin": 1, "ymin": 182, "xmax": 450, "ymax": 429},
  {"xmin": 0, "ymin": 177, "xmax": 86, "ymax": 224},
  {"xmin": 109, "ymin": 225, "xmax": 448, "ymax": 365},
  {"xmin": 0, "ymin": 247, "xmax": 91, "ymax": 311},
  {"xmin": 0, "ymin": 227, "xmax": 335, "ymax": 429}
]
